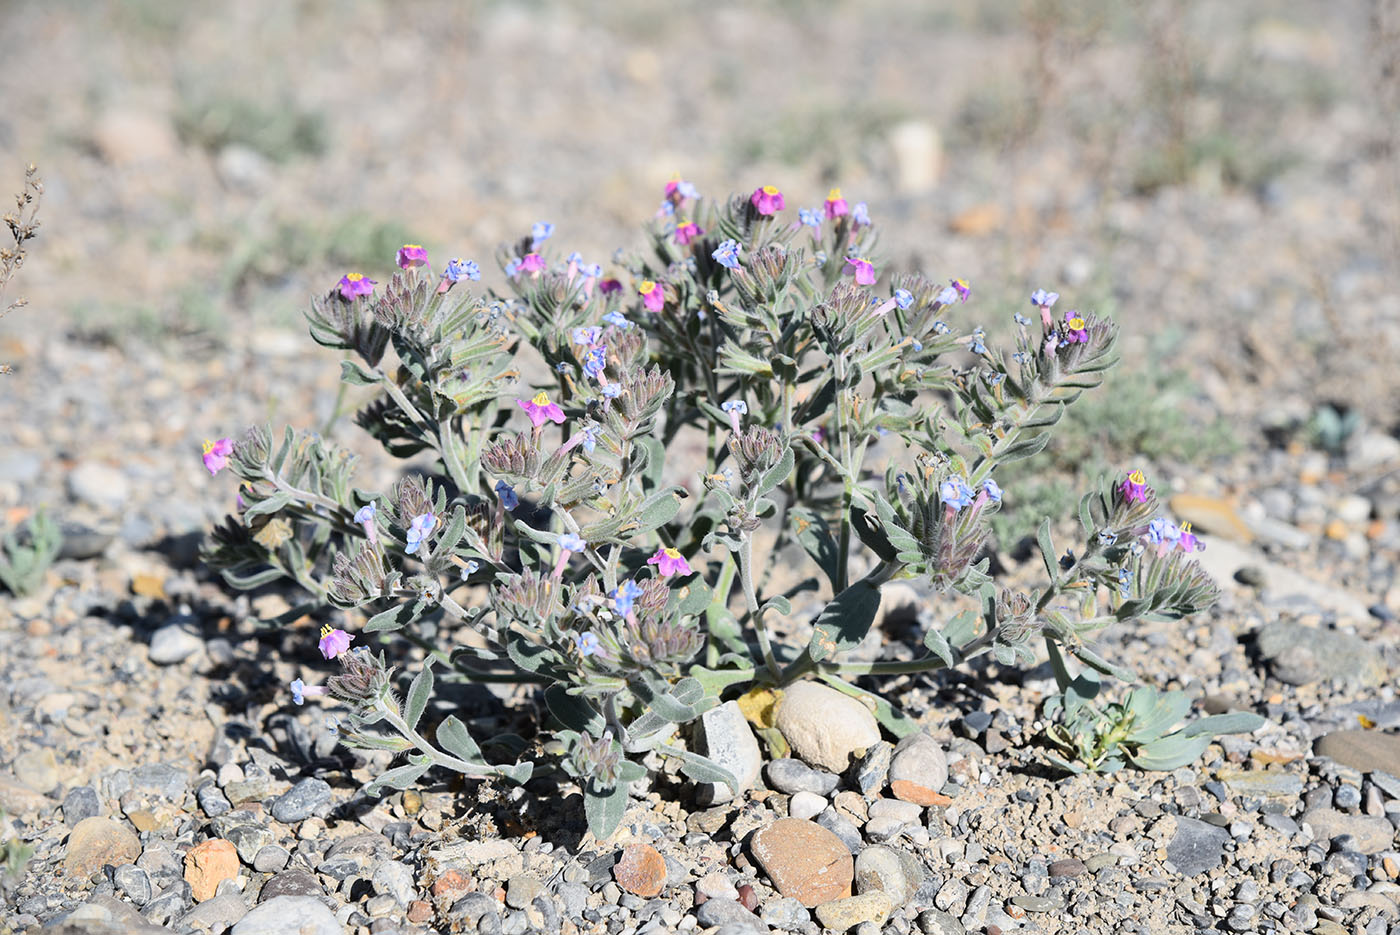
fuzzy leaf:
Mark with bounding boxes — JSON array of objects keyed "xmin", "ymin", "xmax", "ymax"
[
  {"xmin": 789, "ymin": 507, "xmax": 840, "ymax": 590},
  {"xmin": 340, "ymin": 359, "xmax": 380, "ymax": 386},
  {"xmin": 755, "ymin": 444, "xmax": 794, "ymax": 497},
  {"xmin": 668, "ymin": 747, "xmax": 739, "ymax": 794},
  {"xmin": 403, "ymin": 662, "xmax": 433, "ymax": 733},
  {"xmin": 435, "ymin": 714, "xmax": 484, "ymax": 763},
  {"xmin": 633, "ymin": 487, "xmax": 686, "ymax": 536},
  {"xmin": 365, "ymin": 758, "xmax": 432, "ymax": 796},
  {"xmin": 364, "ymin": 602, "xmax": 419, "ymax": 633},
  {"xmin": 584, "ymin": 780, "xmax": 629, "ymax": 840},
  {"xmin": 241, "ymin": 491, "xmax": 293, "ymax": 520},
  {"xmin": 807, "ymin": 578, "xmax": 882, "ymax": 663},
  {"xmin": 1036, "ymin": 519, "xmax": 1058, "ymax": 585},
  {"xmin": 999, "ymin": 432, "xmax": 1053, "ymax": 462},
  {"xmin": 1072, "ymin": 645, "xmax": 1137, "ymax": 683},
  {"xmin": 495, "ymin": 762, "xmax": 533, "ymax": 784},
  {"xmin": 544, "ymin": 685, "xmax": 606, "ymax": 735},
  {"xmin": 1178, "ymin": 711, "xmax": 1265, "ymax": 739},
  {"xmin": 923, "ymin": 627, "xmax": 955, "ymax": 667},
  {"xmin": 1125, "ymin": 734, "xmax": 1213, "ymax": 772}
]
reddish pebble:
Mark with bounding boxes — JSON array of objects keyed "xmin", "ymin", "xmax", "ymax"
[
  {"xmin": 738, "ymin": 883, "xmax": 758, "ymax": 911},
  {"xmin": 750, "ymin": 818, "xmax": 854, "ymax": 908},
  {"xmin": 615, "ymin": 842, "xmax": 667, "ymax": 898},
  {"xmin": 432, "ymin": 869, "xmax": 471, "ymax": 901},
  {"xmin": 889, "ymin": 779, "xmax": 951, "ymax": 807},
  {"xmin": 407, "ymin": 900, "xmax": 433, "ymax": 923},
  {"xmin": 184, "ymin": 838, "xmax": 239, "ymax": 902}
]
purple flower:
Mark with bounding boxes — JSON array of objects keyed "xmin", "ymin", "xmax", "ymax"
[
  {"xmin": 611, "ymin": 579, "xmax": 644, "ymax": 616},
  {"xmin": 938, "ymin": 477, "xmax": 975, "ymax": 511},
  {"xmin": 575, "ymin": 632, "xmax": 601, "ymax": 656},
  {"xmin": 202, "ymin": 437, "xmax": 234, "ymax": 476},
  {"xmin": 750, "ymin": 185, "xmax": 785, "ymax": 216},
  {"xmin": 647, "ymin": 546, "xmax": 692, "ymax": 577},
  {"xmin": 519, "ymin": 391, "xmax": 566, "ymax": 427},
  {"xmin": 318, "ymin": 625, "xmax": 353, "ymax": 659},
  {"xmin": 1063, "ymin": 310, "xmax": 1089, "ymax": 344},
  {"xmin": 444, "ymin": 258, "xmax": 481, "ymax": 282},
  {"xmin": 1118, "ymin": 469, "xmax": 1150, "ymax": 504},
  {"xmin": 337, "ymin": 272, "xmax": 376, "ymax": 300},
  {"xmin": 982, "ymin": 479, "xmax": 1002, "ymax": 503},
  {"xmin": 851, "ymin": 202, "xmax": 870, "ymax": 226},
  {"xmin": 516, "ymin": 253, "xmax": 546, "ymax": 277},
  {"xmin": 844, "ymin": 257, "xmax": 876, "ymax": 286},
  {"xmin": 572, "ymin": 326, "xmax": 602, "ymax": 346},
  {"xmin": 894, "ymin": 289, "xmax": 914, "ymax": 310},
  {"xmin": 712, "ymin": 239, "xmax": 742, "ymax": 270},
  {"xmin": 673, "ymin": 220, "xmax": 704, "ymax": 246},
  {"xmin": 289, "ymin": 678, "xmax": 328, "ymax": 706},
  {"xmin": 405, "ymin": 512, "xmax": 437, "ymax": 555},
  {"xmin": 950, "ymin": 278, "xmax": 971, "ymax": 302},
  {"xmin": 638, "ymin": 280, "xmax": 665, "ymax": 312},
  {"xmin": 531, "ymin": 221, "xmax": 555, "ymax": 247},
  {"xmin": 1177, "ymin": 522, "xmax": 1202, "ymax": 553},
  {"xmin": 824, "ymin": 187, "xmax": 849, "ymax": 219},
  {"xmin": 397, "ymin": 244, "xmax": 429, "ymax": 269},
  {"xmin": 495, "ymin": 480, "xmax": 519, "ymax": 511}
]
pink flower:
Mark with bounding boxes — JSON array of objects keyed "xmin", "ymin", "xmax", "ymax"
[
  {"xmin": 750, "ymin": 185, "xmax": 785, "ymax": 216},
  {"xmin": 599, "ymin": 278, "xmax": 623, "ymax": 295},
  {"xmin": 318, "ymin": 625, "xmax": 353, "ymax": 659},
  {"xmin": 1118, "ymin": 469, "xmax": 1150, "ymax": 504},
  {"xmin": 519, "ymin": 391, "xmax": 566, "ymax": 427},
  {"xmin": 638, "ymin": 280, "xmax": 665, "ymax": 312},
  {"xmin": 397, "ymin": 244, "xmax": 429, "ymax": 269},
  {"xmin": 647, "ymin": 546, "xmax": 692, "ymax": 577},
  {"xmin": 1063, "ymin": 310, "xmax": 1089, "ymax": 344},
  {"xmin": 1177, "ymin": 522, "xmax": 1202, "ymax": 553},
  {"xmin": 202, "ymin": 438, "xmax": 234, "ymax": 476},
  {"xmin": 517, "ymin": 253, "xmax": 546, "ymax": 277},
  {"xmin": 337, "ymin": 273, "xmax": 376, "ymax": 300},
  {"xmin": 950, "ymin": 278, "xmax": 971, "ymax": 302},
  {"xmin": 673, "ymin": 220, "xmax": 704, "ymax": 246},
  {"xmin": 824, "ymin": 187, "xmax": 849, "ymax": 219},
  {"xmin": 844, "ymin": 257, "xmax": 876, "ymax": 286}
]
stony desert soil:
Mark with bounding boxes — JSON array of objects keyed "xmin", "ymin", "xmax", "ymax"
[{"xmin": 2, "ymin": 1, "xmax": 1400, "ymax": 934}]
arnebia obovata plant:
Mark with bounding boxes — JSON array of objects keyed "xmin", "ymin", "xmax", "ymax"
[{"xmin": 203, "ymin": 181, "xmax": 1258, "ymax": 838}]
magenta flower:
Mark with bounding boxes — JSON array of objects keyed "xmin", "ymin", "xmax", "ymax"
[
  {"xmin": 1118, "ymin": 469, "xmax": 1150, "ymax": 504},
  {"xmin": 950, "ymin": 278, "xmax": 971, "ymax": 302},
  {"xmin": 599, "ymin": 278, "xmax": 623, "ymax": 295},
  {"xmin": 318, "ymin": 625, "xmax": 353, "ymax": 659},
  {"xmin": 337, "ymin": 273, "xmax": 376, "ymax": 300},
  {"xmin": 1063, "ymin": 310, "xmax": 1089, "ymax": 344},
  {"xmin": 673, "ymin": 220, "xmax": 704, "ymax": 246},
  {"xmin": 397, "ymin": 244, "xmax": 429, "ymax": 269},
  {"xmin": 844, "ymin": 257, "xmax": 876, "ymax": 286},
  {"xmin": 824, "ymin": 187, "xmax": 849, "ymax": 219},
  {"xmin": 519, "ymin": 391, "xmax": 566, "ymax": 427},
  {"xmin": 1177, "ymin": 522, "xmax": 1202, "ymax": 553},
  {"xmin": 638, "ymin": 280, "xmax": 665, "ymax": 312},
  {"xmin": 647, "ymin": 546, "xmax": 692, "ymax": 577},
  {"xmin": 517, "ymin": 253, "xmax": 546, "ymax": 277},
  {"xmin": 202, "ymin": 438, "xmax": 234, "ymax": 476},
  {"xmin": 750, "ymin": 185, "xmax": 785, "ymax": 216}
]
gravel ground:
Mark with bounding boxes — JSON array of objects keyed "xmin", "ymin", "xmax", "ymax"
[{"xmin": 2, "ymin": 1, "xmax": 1400, "ymax": 934}]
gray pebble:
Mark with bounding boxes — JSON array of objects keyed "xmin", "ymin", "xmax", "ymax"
[
  {"xmin": 1165, "ymin": 816, "xmax": 1232, "ymax": 876},
  {"xmin": 1011, "ymin": 895, "xmax": 1063, "ymax": 912},
  {"xmin": 141, "ymin": 882, "xmax": 191, "ymax": 926},
  {"xmin": 197, "ymin": 781, "xmax": 232, "ymax": 818},
  {"xmin": 815, "ymin": 808, "xmax": 863, "ymax": 855},
  {"xmin": 854, "ymin": 742, "xmax": 893, "ymax": 797},
  {"xmin": 252, "ymin": 845, "xmax": 289, "ymax": 873},
  {"xmin": 148, "ymin": 620, "xmax": 204, "ymax": 665},
  {"xmin": 760, "ymin": 896, "xmax": 810, "ymax": 931},
  {"xmin": 1335, "ymin": 784, "xmax": 1362, "ymax": 809},
  {"xmin": 917, "ymin": 908, "xmax": 966, "ymax": 934},
  {"xmin": 259, "ymin": 869, "xmax": 330, "ymax": 906},
  {"xmin": 271, "ymin": 777, "xmax": 332, "ymax": 823},
  {"xmin": 555, "ymin": 881, "xmax": 589, "ymax": 919},
  {"xmin": 961, "ymin": 711, "xmax": 993, "ymax": 735},
  {"xmin": 694, "ymin": 897, "xmax": 766, "ymax": 932},
  {"xmin": 504, "ymin": 873, "xmax": 543, "ymax": 909},
  {"xmin": 1226, "ymin": 903, "xmax": 1256, "ymax": 932},
  {"xmin": 231, "ymin": 895, "xmax": 340, "ymax": 935},
  {"xmin": 114, "ymin": 864, "xmax": 152, "ymax": 906},
  {"xmin": 62, "ymin": 785, "xmax": 101, "ymax": 825},
  {"xmin": 451, "ymin": 892, "xmax": 501, "ymax": 927},
  {"xmin": 67, "ymin": 461, "xmax": 131, "ymax": 511},
  {"xmin": 766, "ymin": 758, "xmax": 840, "ymax": 796},
  {"xmin": 180, "ymin": 892, "xmax": 250, "ymax": 932}
]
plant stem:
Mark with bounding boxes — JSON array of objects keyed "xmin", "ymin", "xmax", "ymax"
[
  {"xmin": 737, "ymin": 535, "xmax": 781, "ymax": 681},
  {"xmin": 376, "ymin": 699, "xmax": 495, "ymax": 777}
]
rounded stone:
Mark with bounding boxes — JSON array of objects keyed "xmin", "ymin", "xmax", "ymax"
[
  {"xmin": 750, "ymin": 817, "xmax": 855, "ymax": 908},
  {"xmin": 270, "ymin": 778, "xmax": 332, "ymax": 823},
  {"xmin": 63, "ymin": 817, "xmax": 141, "ymax": 879},
  {"xmin": 185, "ymin": 838, "xmax": 240, "ymax": 902},
  {"xmin": 615, "ymin": 842, "xmax": 667, "ymax": 898},
  {"xmin": 148, "ymin": 622, "xmax": 204, "ymax": 666},
  {"xmin": 854, "ymin": 845, "xmax": 915, "ymax": 905},
  {"xmin": 789, "ymin": 790, "xmax": 827, "ymax": 821},
  {"xmin": 815, "ymin": 891, "xmax": 894, "ymax": 930},
  {"xmin": 231, "ymin": 895, "xmax": 340, "ymax": 935},
  {"xmin": 888, "ymin": 731, "xmax": 948, "ymax": 806},
  {"xmin": 775, "ymin": 682, "xmax": 881, "ymax": 773},
  {"xmin": 766, "ymin": 758, "xmax": 840, "ymax": 796}
]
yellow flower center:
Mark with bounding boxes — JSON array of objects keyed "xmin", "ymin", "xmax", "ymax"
[
  {"xmin": 344, "ymin": 273, "xmax": 364, "ymax": 282},
  {"xmin": 320, "ymin": 623, "xmax": 333, "ymax": 639},
  {"xmin": 1068, "ymin": 316, "xmax": 1086, "ymax": 330},
  {"xmin": 639, "ymin": 280, "xmax": 656, "ymax": 294},
  {"xmin": 532, "ymin": 391, "xmax": 550, "ymax": 406},
  {"xmin": 1128, "ymin": 469, "xmax": 1145, "ymax": 484},
  {"xmin": 762, "ymin": 185, "xmax": 779, "ymax": 195},
  {"xmin": 827, "ymin": 188, "xmax": 842, "ymax": 200},
  {"xmin": 663, "ymin": 547, "xmax": 682, "ymax": 560},
  {"xmin": 1180, "ymin": 522, "xmax": 1192, "ymax": 533},
  {"xmin": 954, "ymin": 278, "xmax": 967, "ymax": 289},
  {"xmin": 402, "ymin": 243, "xmax": 423, "ymax": 250},
  {"xmin": 202, "ymin": 439, "xmax": 215, "ymax": 454}
]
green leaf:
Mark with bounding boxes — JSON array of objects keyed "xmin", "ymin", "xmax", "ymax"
[
  {"xmin": 403, "ymin": 662, "xmax": 433, "ymax": 733},
  {"xmin": 584, "ymin": 779, "xmax": 630, "ymax": 840},
  {"xmin": 923, "ymin": 627, "xmax": 955, "ymax": 667},
  {"xmin": 1124, "ymin": 688, "xmax": 1193, "ymax": 743},
  {"xmin": 1178, "ymin": 711, "xmax": 1265, "ymax": 739},
  {"xmin": 999, "ymin": 432, "xmax": 1053, "ymax": 462},
  {"xmin": 689, "ymin": 665, "xmax": 756, "ymax": 697},
  {"xmin": 635, "ymin": 436, "xmax": 666, "ymax": 490},
  {"xmin": 755, "ymin": 444, "xmax": 794, "ymax": 497},
  {"xmin": 435, "ymin": 505, "xmax": 467, "ymax": 555},
  {"xmin": 667, "ymin": 747, "xmax": 739, "ymax": 794},
  {"xmin": 675, "ymin": 576, "xmax": 713, "ymax": 616},
  {"xmin": 495, "ymin": 762, "xmax": 533, "ymax": 785},
  {"xmin": 544, "ymin": 685, "xmax": 606, "ymax": 735},
  {"xmin": 435, "ymin": 715, "xmax": 484, "ymax": 764},
  {"xmin": 1072, "ymin": 645, "xmax": 1137, "ymax": 683},
  {"xmin": 242, "ymin": 491, "xmax": 293, "ymax": 520},
  {"xmin": 1125, "ymin": 734, "xmax": 1213, "ymax": 771},
  {"xmin": 1036, "ymin": 519, "xmax": 1058, "ymax": 585},
  {"xmin": 364, "ymin": 602, "xmax": 419, "ymax": 633},
  {"xmin": 340, "ymin": 358, "xmax": 380, "ymax": 386},
  {"xmin": 506, "ymin": 634, "xmax": 556, "ymax": 675},
  {"xmin": 633, "ymin": 487, "xmax": 686, "ymax": 536},
  {"xmin": 849, "ymin": 507, "xmax": 898, "ymax": 563},
  {"xmin": 943, "ymin": 608, "xmax": 981, "ymax": 648},
  {"xmin": 807, "ymin": 578, "xmax": 882, "ymax": 663},
  {"xmin": 365, "ymin": 758, "xmax": 432, "ymax": 796},
  {"xmin": 789, "ymin": 507, "xmax": 840, "ymax": 590}
]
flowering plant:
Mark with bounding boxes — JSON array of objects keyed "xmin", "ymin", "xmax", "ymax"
[{"xmin": 203, "ymin": 182, "xmax": 1244, "ymax": 836}]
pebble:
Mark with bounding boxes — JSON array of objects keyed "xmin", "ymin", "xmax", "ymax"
[
  {"xmin": 854, "ymin": 844, "xmax": 920, "ymax": 905},
  {"xmin": 760, "ymin": 895, "xmax": 810, "ymax": 930},
  {"xmin": 252, "ymin": 844, "xmax": 290, "ymax": 873},
  {"xmin": 789, "ymin": 790, "xmax": 827, "ymax": 820},
  {"xmin": 197, "ymin": 782, "xmax": 232, "ymax": 818},
  {"xmin": 63, "ymin": 816, "xmax": 141, "ymax": 879},
  {"xmin": 372, "ymin": 859, "xmax": 417, "ymax": 906},
  {"xmin": 13, "ymin": 748, "xmax": 59, "ymax": 794},
  {"xmin": 1217, "ymin": 768, "xmax": 1304, "ymax": 799},
  {"xmin": 231, "ymin": 895, "xmax": 341, "ymax": 935},
  {"xmin": 1047, "ymin": 858, "xmax": 1086, "ymax": 878},
  {"xmin": 259, "ymin": 869, "xmax": 330, "ymax": 905},
  {"xmin": 888, "ymin": 731, "xmax": 949, "ymax": 806},
  {"xmin": 695, "ymin": 700, "xmax": 763, "ymax": 804},
  {"xmin": 854, "ymin": 742, "xmax": 893, "ymax": 797},
  {"xmin": 270, "ymin": 777, "xmax": 332, "ymax": 823},
  {"xmin": 1301, "ymin": 808, "xmax": 1395, "ymax": 853},
  {"xmin": 693, "ymin": 896, "xmax": 767, "ymax": 932},
  {"xmin": 62, "ymin": 785, "xmax": 101, "ymax": 824},
  {"xmin": 67, "ymin": 461, "xmax": 131, "ymax": 511},
  {"xmin": 214, "ymin": 817, "xmax": 275, "ymax": 865},
  {"xmin": 148, "ymin": 620, "xmax": 205, "ymax": 665},
  {"xmin": 1012, "ymin": 894, "xmax": 1064, "ymax": 912},
  {"xmin": 775, "ymin": 682, "xmax": 881, "ymax": 772},
  {"xmin": 180, "ymin": 891, "xmax": 250, "ymax": 931},
  {"xmin": 615, "ymin": 842, "xmax": 667, "ymax": 898},
  {"xmin": 1316, "ymin": 730, "xmax": 1400, "ymax": 776},
  {"xmin": 750, "ymin": 818, "xmax": 855, "ymax": 907},
  {"xmin": 184, "ymin": 838, "xmax": 240, "ymax": 902},
  {"xmin": 765, "ymin": 758, "xmax": 840, "ymax": 796},
  {"xmin": 815, "ymin": 808, "xmax": 863, "ymax": 855},
  {"xmin": 1165, "ymin": 816, "xmax": 1232, "ymax": 876},
  {"xmin": 917, "ymin": 908, "xmax": 966, "ymax": 934},
  {"xmin": 114, "ymin": 864, "xmax": 153, "ymax": 906},
  {"xmin": 814, "ymin": 891, "xmax": 893, "ymax": 930},
  {"xmin": 1255, "ymin": 621, "xmax": 1385, "ymax": 687},
  {"xmin": 143, "ymin": 882, "xmax": 193, "ymax": 925}
]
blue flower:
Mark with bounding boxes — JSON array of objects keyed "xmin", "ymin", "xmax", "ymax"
[
  {"xmin": 1030, "ymin": 288, "xmax": 1059, "ymax": 310},
  {"xmin": 460, "ymin": 559, "xmax": 480, "ymax": 580},
  {"xmin": 559, "ymin": 533, "xmax": 586, "ymax": 552},
  {"xmin": 1013, "ymin": 312, "xmax": 1031, "ymax": 326},
  {"xmin": 611, "ymin": 579, "xmax": 644, "ymax": 616},
  {"xmin": 933, "ymin": 320, "xmax": 950, "ymax": 335},
  {"xmin": 968, "ymin": 328, "xmax": 987, "ymax": 355},
  {"xmin": 566, "ymin": 251, "xmax": 584, "ymax": 265},
  {"xmin": 575, "ymin": 632, "xmax": 601, "ymax": 656},
  {"xmin": 290, "ymin": 678, "xmax": 307, "ymax": 705},
  {"xmin": 405, "ymin": 512, "xmax": 437, "ymax": 554},
  {"xmin": 798, "ymin": 207, "xmax": 823, "ymax": 229},
  {"xmin": 713, "ymin": 239, "xmax": 742, "ymax": 270},
  {"xmin": 581, "ymin": 424, "xmax": 600, "ymax": 454},
  {"xmin": 982, "ymin": 478, "xmax": 1002, "ymax": 503},
  {"xmin": 1144, "ymin": 517, "xmax": 1180, "ymax": 546},
  {"xmin": 894, "ymin": 289, "xmax": 913, "ymax": 310},
  {"xmin": 531, "ymin": 221, "xmax": 555, "ymax": 247},
  {"xmin": 445, "ymin": 258, "xmax": 481, "ymax": 282},
  {"xmin": 504, "ymin": 257, "xmax": 521, "ymax": 278},
  {"xmin": 852, "ymin": 202, "xmax": 870, "ymax": 226},
  {"xmin": 1012, "ymin": 351, "xmax": 1031, "ymax": 364},
  {"xmin": 936, "ymin": 286, "xmax": 958, "ymax": 305},
  {"xmin": 676, "ymin": 180, "xmax": 699, "ymax": 200},
  {"xmin": 658, "ymin": 199, "xmax": 675, "ymax": 216},
  {"xmin": 584, "ymin": 262, "xmax": 604, "ymax": 278},
  {"xmin": 1116, "ymin": 567, "xmax": 1133, "ymax": 598},
  {"xmin": 353, "ymin": 501, "xmax": 377, "ymax": 525},
  {"xmin": 601, "ymin": 383, "xmax": 622, "ymax": 399},
  {"xmin": 602, "ymin": 310, "xmax": 632, "ymax": 329},
  {"xmin": 495, "ymin": 480, "xmax": 519, "ymax": 512},
  {"xmin": 572, "ymin": 325, "xmax": 602, "ymax": 346},
  {"xmin": 582, "ymin": 345, "xmax": 608, "ymax": 379},
  {"xmin": 938, "ymin": 477, "xmax": 975, "ymax": 511},
  {"xmin": 1097, "ymin": 529, "xmax": 1118, "ymax": 546},
  {"xmin": 720, "ymin": 400, "xmax": 748, "ymax": 415}
]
